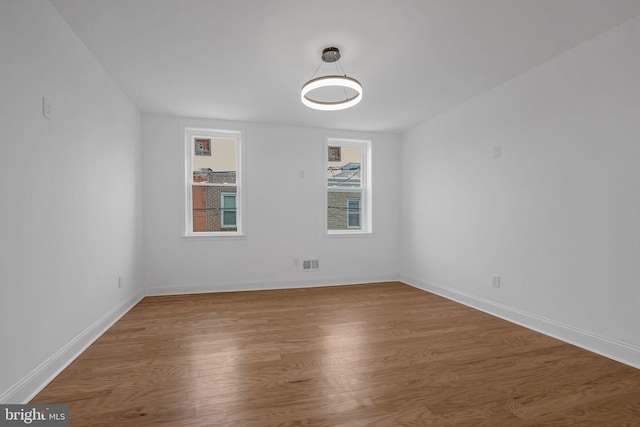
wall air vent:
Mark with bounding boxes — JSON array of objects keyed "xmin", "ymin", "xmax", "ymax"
[{"xmin": 302, "ymin": 259, "xmax": 319, "ymax": 270}]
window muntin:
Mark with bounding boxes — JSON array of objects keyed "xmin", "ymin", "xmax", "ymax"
[
  {"xmin": 186, "ymin": 128, "xmax": 242, "ymax": 236},
  {"xmin": 326, "ymin": 138, "xmax": 371, "ymax": 234}
]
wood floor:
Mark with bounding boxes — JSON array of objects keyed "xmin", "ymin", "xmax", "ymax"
[{"xmin": 32, "ymin": 282, "xmax": 640, "ymax": 426}]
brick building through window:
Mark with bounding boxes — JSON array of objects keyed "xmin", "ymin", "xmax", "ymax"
[{"xmin": 192, "ymin": 170, "xmax": 237, "ymax": 232}]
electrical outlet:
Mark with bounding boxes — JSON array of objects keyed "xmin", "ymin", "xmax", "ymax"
[
  {"xmin": 492, "ymin": 275, "xmax": 501, "ymax": 288},
  {"xmin": 294, "ymin": 258, "xmax": 300, "ymax": 267}
]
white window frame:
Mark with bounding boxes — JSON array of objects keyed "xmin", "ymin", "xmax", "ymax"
[
  {"xmin": 220, "ymin": 192, "xmax": 237, "ymax": 228},
  {"xmin": 184, "ymin": 127, "xmax": 243, "ymax": 237},
  {"xmin": 325, "ymin": 137, "xmax": 372, "ymax": 235}
]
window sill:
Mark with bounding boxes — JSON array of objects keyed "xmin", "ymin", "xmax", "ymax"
[
  {"xmin": 325, "ymin": 230, "xmax": 374, "ymax": 239},
  {"xmin": 182, "ymin": 233, "xmax": 246, "ymax": 240}
]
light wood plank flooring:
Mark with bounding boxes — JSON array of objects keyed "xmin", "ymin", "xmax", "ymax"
[{"xmin": 32, "ymin": 282, "xmax": 640, "ymax": 426}]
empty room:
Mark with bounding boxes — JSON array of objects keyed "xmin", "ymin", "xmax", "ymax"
[{"xmin": 1, "ymin": 0, "xmax": 640, "ymax": 425}]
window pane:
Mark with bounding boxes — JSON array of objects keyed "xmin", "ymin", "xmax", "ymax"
[
  {"xmin": 222, "ymin": 210, "xmax": 236, "ymax": 227},
  {"xmin": 328, "ymin": 190, "xmax": 361, "ymax": 230},
  {"xmin": 327, "ymin": 145, "xmax": 361, "ymax": 186},
  {"xmin": 347, "ymin": 199, "xmax": 361, "ymax": 228},
  {"xmin": 327, "ymin": 142, "xmax": 366, "ymax": 232},
  {"xmin": 191, "ymin": 186, "xmax": 237, "ymax": 232},
  {"xmin": 193, "ymin": 137, "xmax": 237, "ymax": 184},
  {"xmin": 347, "ymin": 199, "xmax": 360, "ymax": 228},
  {"xmin": 222, "ymin": 194, "xmax": 236, "ymax": 209},
  {"xmin": 221, "ymin": 193, "xmax": 237, "ymax": 228}
]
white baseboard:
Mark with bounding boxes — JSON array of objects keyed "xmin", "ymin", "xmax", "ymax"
[
  {"xmin": 400, "ymin": 275, "xmax": 640, "ymax": 370},
  {"xmin": 0, "ymin": 291, "xmax": 144, "ymax": 404},
  {"xmin": 145, "ymin": 275, "xmax": 400, "ymax": 296}
]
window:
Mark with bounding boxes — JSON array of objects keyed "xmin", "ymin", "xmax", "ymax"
[
  {"xmin": 347, "ymin": 198, "xmax": 361, "ymax": 228},
  {"xmin": 326, "ymin": 138, "xmax": 371, "ymax": 234},
  {"xmin": 185, "ymin": 128, "xmax": 242, "ymax": 236},
  {"xmin": 221, "ymin": 193, "xmax": 237, "ymax": 228}
]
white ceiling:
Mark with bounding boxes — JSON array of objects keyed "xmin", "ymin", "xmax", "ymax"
[{"xmin": 50, "ymin": 0, "xmax": 640, "ymax": 133}]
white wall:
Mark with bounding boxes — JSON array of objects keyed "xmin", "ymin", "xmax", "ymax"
[
  {"xmin": 0, "ymin": 1, "xmax": 143, "ymax": 402},
  {"xmin": 142, "ymin": 115, "xmax": 400, "ymax": 294},
  {"xmin": 401, "ymin": 15, "xmax": 640, "ymax": 366},
  {"xmin": 4, "ymin": 0, "xmax": 636, "ymax": 407}
]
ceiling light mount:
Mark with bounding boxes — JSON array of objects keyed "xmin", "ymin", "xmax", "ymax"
[
  {"xmin": 301, "ymin": 46, "xmax": 362, "ymax": 111},
  {"xmin": 321, "ymin": 47, "xmax": 341, "ymax": 63}
]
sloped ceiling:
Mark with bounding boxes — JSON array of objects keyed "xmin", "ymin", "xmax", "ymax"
[{"xmin": 51, "ymin": 0, "xmax": 640, "ymax": 133}]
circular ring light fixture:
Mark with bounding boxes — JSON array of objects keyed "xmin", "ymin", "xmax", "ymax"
[
  {"xmin": 301, "ymin": 47, "xmax": 363, "ymax": 111},
  {"xmin": 301, "ymin": 75, "xmax": 363, "ymax": 111}
]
